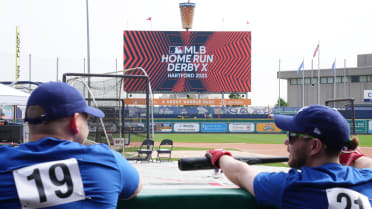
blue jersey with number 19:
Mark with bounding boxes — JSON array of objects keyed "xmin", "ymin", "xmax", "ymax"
[
  {"xmin": 0, "ymin": 137, "xmax": 140, "ymax": 209},
  {"xmin": 254, "ymin": 163, "xmax": 372, "ymax": 209}
]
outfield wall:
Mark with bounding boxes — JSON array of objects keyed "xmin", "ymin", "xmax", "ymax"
[{"xmin": 150, "ymin": 119, "xmax": 372, "ymax": 134}]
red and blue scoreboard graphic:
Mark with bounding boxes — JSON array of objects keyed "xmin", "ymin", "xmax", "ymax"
[{"xmin": 123, "ymin": 31, "xmax": 251, "ymax": 93}]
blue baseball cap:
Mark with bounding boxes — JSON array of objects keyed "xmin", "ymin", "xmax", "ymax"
[
  {"xmin": 274, "ymin": 105, "xmax": 350, "ymax": 150},
  {"xmin": 25, "ymin": 82, "xmax": 104, "ymax": 124}
]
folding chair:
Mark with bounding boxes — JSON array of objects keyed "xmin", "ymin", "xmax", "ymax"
[
  {"xmin": 156, "ymin": 139, "xmax": 173, "ymax": 162},
  {"xmin": 136, "ymin": 139, "xmax": 154, "ymax": 162}
]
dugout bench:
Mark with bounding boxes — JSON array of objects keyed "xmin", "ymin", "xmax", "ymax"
[{"xmin": 117, "ymin": 188, "xmax": 274, "ymax": 209}]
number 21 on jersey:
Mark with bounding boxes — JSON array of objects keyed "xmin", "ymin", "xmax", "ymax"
[
  {"xmin": 13, "ymin": 158, "xmax": 86, "ymax": 209},
  {"xmin": 327, "ymin": 187, "xmax": 371, "ymax": 209}
]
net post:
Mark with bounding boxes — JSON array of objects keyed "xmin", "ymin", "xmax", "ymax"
[
  {"xmin": 325, "ymin": 97, "xmax": 355, "ymax": 135},
  {"xmin": 351, "ymin": 99, "xmax": 355, "ymax": 135},
  {"xmin": 146, "ymin": 76, "xmax": 150, "ymax": 141}
]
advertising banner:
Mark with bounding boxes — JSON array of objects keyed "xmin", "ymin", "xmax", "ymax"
[
  {"xmin": 256, "ymin": 123, "xmax": 282, "ymax": 133},
  {"xmin": 125, "ymin": 98, "xmax": 251, "ymax": 106},
  {"xmin": 369, "ymin": 120, "xmax": 372, "ymax": 134},
  {"xmin": 124, "ymin": 31, "xmax": 251, "ymax": 92},
  {"xmin": 113, "ymin": 138, "xmax": 125, "ymax": 146},
  {"xmin": 2, "ymin": 105, "xmax": 14, "ymax": 120},
  {"xmin": 201, "ymin": 123, "xmax": 227, "ymax": 133},
  {"xmin": 229, "ymin": 122, "xmax": 255, "ymax": 133},
  {"xmin": 348, "ymin": 120, "xmax": 368, "ymax": 134},
  {"xmin": 364, "ymin": 90, "xmax": 372, "ymax": 102},
  {"xmin": 173, "ymin": 123, "xmax": 200, "ymax": 132},
  {"xmin": 154, "ymin": 122, "xmax": 172, "ymax": 132}
]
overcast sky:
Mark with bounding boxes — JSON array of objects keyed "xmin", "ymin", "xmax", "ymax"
[{"xmin": 1, "ymin": 0, "xmax": 372, "ymax": 106}]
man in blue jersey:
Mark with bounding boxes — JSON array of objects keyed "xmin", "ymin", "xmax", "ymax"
[
  {"xmin": 207, "ymin": 105, "xmax": 372, "ymax": 209},
  {"xmin": 0, "ymin": 82, "xmax": 142, "ymax": 209}
]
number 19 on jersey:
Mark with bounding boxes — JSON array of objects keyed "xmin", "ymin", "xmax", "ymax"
[{"xmin": 13, "ymin": 158, "xmax": 86, "ymax": 209}]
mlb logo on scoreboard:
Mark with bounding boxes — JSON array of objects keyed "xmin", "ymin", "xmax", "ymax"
[{"xmin": 169, "ymin": 46, "xmax": 184, "ymax": 54}]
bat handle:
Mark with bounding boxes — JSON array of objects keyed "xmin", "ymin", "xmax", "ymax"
[{"xmin": 178, "ymin": 157, "xmax": 214, "ymax": 171}]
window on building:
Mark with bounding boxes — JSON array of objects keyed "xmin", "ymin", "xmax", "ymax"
[
  {"xmin": 320, "ymin": 77, "xmax": 328, "ymax": 84},
  {"xmin": 368, "ymin": 75, "xmax": 372, "ymax": 82},
  {"xmin": 297, "ymin": 78, "xmax": 303, "ymax": 85},
  {"xmin": 335, "ymin": 76, "xmax": 342, "ymax": 83},
  {"xmin": 311, "ymin": 78, "xmax": 318, "ymax": 84},
  {"xmin": 304, "ymin": 78, "xmax": 311, "ymax": 84},
  {"xmin": 351, "ymin": 76, "xmax": 360, "ymax": 83},
  {"xmin": 360, "ymin": 75, "xmax": 368, "ymax": 82},
  {"xmin": 328, "ymin": 77, "xmax": 334, "ymax": 83},
  {"xmin": 290, "ymin": 79, "xmax": 297, "ymax": 85},
  {"xmin": 342, "ymin": 76, "xmax": 348, "ymax": 83}
]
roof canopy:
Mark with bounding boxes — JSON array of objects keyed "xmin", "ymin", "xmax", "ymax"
[{"xmin": 0, "ymin": 84, "xmax": 30, "ymax": 106}]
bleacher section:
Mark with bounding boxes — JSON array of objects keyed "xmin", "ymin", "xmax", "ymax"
[
  {"xmin": 123, "ymin": 106, "xmax": 372, "ymax": 119},
  {"xmin": 152, "ymin": 106, "xmax": 279, "ymax": 119}
]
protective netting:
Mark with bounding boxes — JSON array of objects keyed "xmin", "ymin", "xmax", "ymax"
[
  {"xmin": 325, "ymin": 98, "xmax": 355, "ymax": 135},
  {"xmin": 66, "ymin": 76, "xmax": 124, "ymax": 106},
  {"xmin": 63, "ymin": 72, "xmax": 152, "ymax": 157}
]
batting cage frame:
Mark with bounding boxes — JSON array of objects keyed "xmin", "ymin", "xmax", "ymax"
[
  {"xmin": 325, "ymin": 98, "xmax": 356, "ymax": 135},
  {"xmin": 62, "ymin": 72, "xmax": 152, "ymax": 148}
]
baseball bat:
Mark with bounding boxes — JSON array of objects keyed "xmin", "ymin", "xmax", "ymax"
[{"xmin": 178, "ymin": 156, "xmax": 289, "ymax": 171}]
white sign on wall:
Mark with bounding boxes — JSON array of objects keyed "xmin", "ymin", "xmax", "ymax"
[
  {"xmin": 173, "ymin": 123, "xmax": 200, "ymax": 132},
  {"xmin": 229, "ymin": 123, "xmax": 255, "ymax": 132},
  {"xmin": 364, "ymin": 90, "xmax": 372, "ymax": 102},
  {"xmin": 113, "ymin": 138, "xmax": 129, "ymax": 146}
]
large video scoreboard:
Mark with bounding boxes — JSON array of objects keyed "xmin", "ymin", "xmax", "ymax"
[{"xmin": 123, "ymin": 31, "xmax": 251, "ymax": 93}]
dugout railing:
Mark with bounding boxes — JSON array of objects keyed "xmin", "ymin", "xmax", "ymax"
[{"xmin": 117, "ymin": 188, "xmax": 274, "ymax": 209}]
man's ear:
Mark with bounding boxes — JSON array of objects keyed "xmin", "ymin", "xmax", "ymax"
[
  {"xmin": 309, "ymin": 138, "xmax": 323, "ymax": 156},
  {"xmin": 70, "ymin": 113, "xmax": 79, "ymax": 134}
]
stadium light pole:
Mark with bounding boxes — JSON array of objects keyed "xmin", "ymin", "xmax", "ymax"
[
  {"xmin": 85, "ymin": 0, "xmax": 91, "ymax": 104},
  {"xmin": 85, "ymin": 0, "xmax": 91, "ymax": 76}
]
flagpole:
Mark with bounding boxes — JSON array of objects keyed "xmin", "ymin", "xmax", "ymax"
[
  {"xmin": 222, "ymin": 17, "xmax": 224, "ymax": 31},
  {"xmin": 333, "ymin": 59, "xmax": 336, "ymax": 101},
  {"xmin": 317, "ymin": 41, "xmax": 320, "ymax": 104},
  {"xmin": 297, "ymin": 60, "xmax": 304, "ymax": 107},
  {"xmin": 146, "ymin": 17, "xmax": 152, "ymax": 30},
  {"xmin": 302, "ymin": 58, "xmax": 305, "ymax": 107},
  {"xmin": 344, "ymin": 59, "xmax": 346, "ymax": 98},
  {"xmin": 15, "ymin": 26, "xmax": 20, "ymax": 82},
  {"xmin": 311, "ymin": 59, "xmax": 314, "ymax": 104},
  {"xmin": 278, "ymin": 59, "xmax": 281, "ymax": 112}
]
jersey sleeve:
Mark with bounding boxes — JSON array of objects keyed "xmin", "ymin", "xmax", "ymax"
[
  {"xmin": 253, "ymin": 171, "xmax": 288, "ymax": 208},
  {"xmin": 112, "ymin": 151, "xmax": 140, "ymax": 199}
]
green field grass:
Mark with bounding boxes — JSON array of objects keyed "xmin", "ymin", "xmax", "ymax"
[
  {"xmin": 154, "ymin": 134, "xmax": 287, "ymax": 143},
  {"xmin": 123, "ymin": 146, "xmax": 220, "ymax": 152},
  {"xmin": 154, "ymin": 133, "xmax": 372, "ymax": 147},
  {"xmin": 354, "ymin": 135, "xmax": 372, "ymax": 146}
]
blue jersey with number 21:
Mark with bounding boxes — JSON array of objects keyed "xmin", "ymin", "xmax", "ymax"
[
  {"xmin": 0, "ymin": 137, "xmax": 140, "ymax": 209},
  {"xmin": 254, "ymin": 163, "xmax": 372, "ymax": 209}
]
